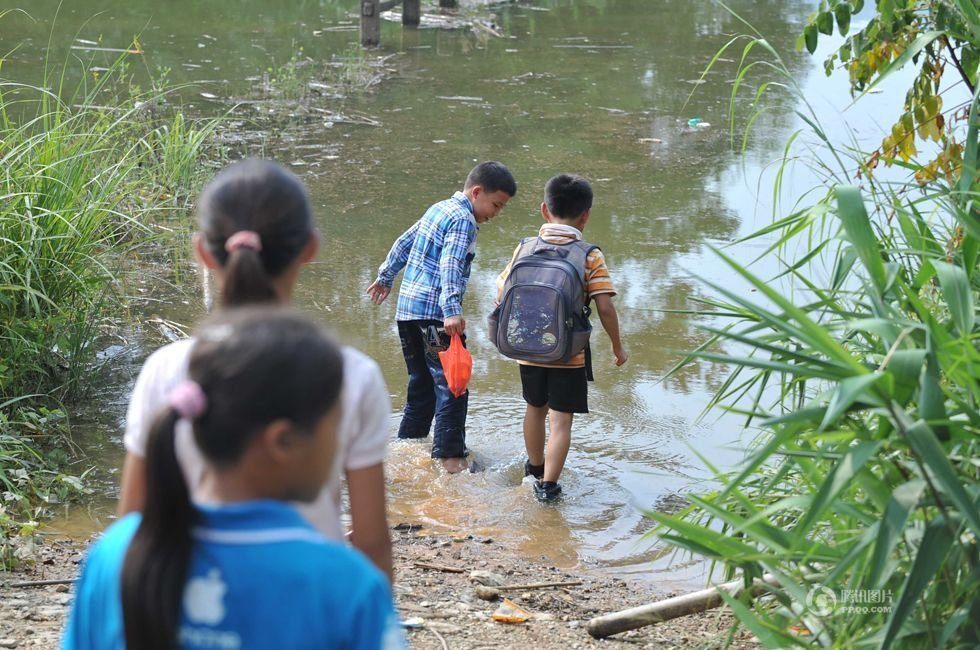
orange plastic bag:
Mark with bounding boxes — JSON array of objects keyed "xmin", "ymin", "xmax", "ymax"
[{"xmin": 438, "ymin": 333, "xmax": 472, "ymax": 398}]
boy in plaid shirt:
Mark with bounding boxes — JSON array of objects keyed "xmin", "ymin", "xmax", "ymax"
[{"xmin": 367, "ymin": 162, "xmax": 517, "ymax": 473}]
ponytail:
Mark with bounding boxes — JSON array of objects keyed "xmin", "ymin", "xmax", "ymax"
[
  {"xmin": 195, "ymin": 159, "xmax": 315, "ymax": 309},
  {"xmin": 121, "ymin": 408, "xmax": 195, "ymax": 650},
  {"xmin": 222, "ymin": 248, "xmax": 278, "ymax": 306}
]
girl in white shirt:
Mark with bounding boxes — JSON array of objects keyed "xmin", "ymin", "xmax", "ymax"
[{"xmin": 117, "ymin": 159, "xmax": 392, "ymax": 580}]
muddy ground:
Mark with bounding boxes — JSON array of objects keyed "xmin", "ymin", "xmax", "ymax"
[{"xmin": 0, "ymin": 524, "xmax": 758, "ymax": 649}]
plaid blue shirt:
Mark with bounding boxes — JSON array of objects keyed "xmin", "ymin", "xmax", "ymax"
[{"xmin": 376, "ymin": 191, "xmax": 478, "ymax": 321}]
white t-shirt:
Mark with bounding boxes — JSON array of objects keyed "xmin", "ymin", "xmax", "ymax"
[{"xmin": 123, "ymin": 338, "xmax": 391, "ymax": 540}]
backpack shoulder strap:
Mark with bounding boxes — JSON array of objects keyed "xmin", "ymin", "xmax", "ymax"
[
  {"xmin": 567, "ymin": 239, "xmax": 600, "ymax": 308},
  {"xmin": 563, "ymin": 238, "xmax": 598, "ymax": 272},
  {"xmin": 514, "ymin": 236, "xmax": 540, "ymax": 259},
  {"xmin": 571, "ymin": 238, "xmax": 600, "ymax": 255}
]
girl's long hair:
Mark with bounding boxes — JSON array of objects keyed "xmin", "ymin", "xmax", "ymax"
[{"xmin": 120, "ymin": 307, "xmax": 344, "ymax": 650}]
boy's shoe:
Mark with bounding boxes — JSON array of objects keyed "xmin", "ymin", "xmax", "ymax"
[
  {"xmin": 524, "ymin": 461, "xmax": 544, "ymax": 480},
  {"xmin": 533, "ymin": 480, "xmax": 562, "ymax": 503}
]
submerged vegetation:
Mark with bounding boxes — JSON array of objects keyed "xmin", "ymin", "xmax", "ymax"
[
  {"xmin": 0, "ymin": 41, "xmax": 222, "ymax": 567},
  {"xmin": 651, "ymin": 1, "xmax": 978, "ymax": 647}
]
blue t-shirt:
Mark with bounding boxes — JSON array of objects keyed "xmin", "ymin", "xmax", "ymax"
[{"xmin": 62, "ymin": 501, "xmax": 405, "ymax": 650}]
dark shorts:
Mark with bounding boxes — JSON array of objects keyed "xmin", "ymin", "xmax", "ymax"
[{"xmin": 519, "ymin": 365, "xmax": 589, "ymax": 414}]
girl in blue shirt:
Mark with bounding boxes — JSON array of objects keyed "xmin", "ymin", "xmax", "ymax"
[{"xmin": 62, "ymin": 308, "xmax": 404, "ymax": 650}]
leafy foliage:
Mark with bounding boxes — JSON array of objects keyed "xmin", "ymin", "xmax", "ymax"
[
  {"xmin": 649, "ymin": 2, "xmax": 980, "ymax": 647},
  {"xmin": 801, "ymin": 0, "xmax": 980, "ymax": 184}
]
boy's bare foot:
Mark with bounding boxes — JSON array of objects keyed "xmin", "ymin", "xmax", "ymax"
[{"xmin": 440, "ymin": 457, "xmax": 468, "ymax": 474}]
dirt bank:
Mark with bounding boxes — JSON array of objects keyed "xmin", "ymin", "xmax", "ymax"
[{"xmin": 0, "ymin": 524, "xmax": 758, "ymax": 649}]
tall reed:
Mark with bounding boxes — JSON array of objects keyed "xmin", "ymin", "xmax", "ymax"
[{"xmin": 0, "ymin": 40, "xmax": 221, "ymax": 567}]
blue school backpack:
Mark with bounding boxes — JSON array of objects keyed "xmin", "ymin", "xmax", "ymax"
[{"xmin": 488, "ymin": 237, "xmax": 598, "ymax": 364}]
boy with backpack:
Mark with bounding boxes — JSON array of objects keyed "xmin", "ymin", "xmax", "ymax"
[{"xmin": 490, "ymin": 173, "xmax": 627, "ymax": 502}]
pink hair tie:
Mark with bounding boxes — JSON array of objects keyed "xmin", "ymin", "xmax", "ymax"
[
  {"xmin": 169, "ymin": 381, "xmax": 208, "ymax": 419},
  {"xmin": 225, "ymin": 230, "xmax": 262, "ymax": 253}
]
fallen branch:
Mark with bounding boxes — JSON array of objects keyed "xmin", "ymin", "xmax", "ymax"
[
  {"xmin": 497, "ymin": 580, "xmax": 582, "ymax": 591},
  {"xmin": 475, "ymin": 580, "xmax": 583, "ymax": 601},
  {"xmin": 427, "ymin": 626, "xmax": 449, "ymax": 650},
  {"xmin": 587, "ymin": 574, "xmax": 779, "ymax": 639},
  {"xmin": 6, "ymin": 578, "xmax": 75, "ymax": 589},
  {"xmin": 413, "ymin": 561, "xmax": 465, "ymax": 573}
]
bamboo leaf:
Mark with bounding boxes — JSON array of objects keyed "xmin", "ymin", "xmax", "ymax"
[
  {"xmin": 868, "ymin": 479, "xmax": 926, "ymax": 588},
  {"xmin": 930, "ymin": 260, "xmax": 975, "ymax": 336},
  {"xmin": 647, "ymin": 511, "xmax": 764, "ymax": 560},
  {"xmin": 825, "ymin": 522, "xmax": 877, "ymax": 585},
  {"xmin": 881, "ymin": 517, "xmax": 954, "ymax": 649},
  {"xmin": 819, "ymin": 373, "xmax": 886, "ymax": 431},
  {"xmin": 685, "ymin": 349, "xmax": 848, "ymax": 381},
  {"xmin": 835, "ymin": 186, "xmax": 887, "ymax": 294},
  {"xmin": 950, "ymin": 0, "xmax": 980, "ymax": 42},
  {"xmin": 704, "ymin": 246, "xmax": 867, "ymax": 373},
  {"xmin": 958, "ymin": 83, "xmax": 980, "ymax": 233},
  {"xmin": 902, "ymin": 416, "xmax": 980, "ymax": 537},
  {"xmin": 686, "ymin": 494, "xmax": 794, "ymax": 553},
  {"xmin": 717, "ymin": 589, "xmax": 805, "ymax": 648},
  {"xmin": 697, "ymin": 325, "xmax": 848, "ymax": 373},
  {"xmin": 796, "ymin": 440, "xmax": 883, "ymax": 537},
  {"xmin": 918, "ymin": 344, "xmax": 949, "ymax": 439},
  {"xmin": 854, "ymin": 32, "xmax": 945, "ymax": 100},
  {"xmin": 830, "ymin": 246, "xmax": 857, "ymax": 291},
  {"xmin": 885, "ymin": 349, "xmax": 926, "ymax": 406}
]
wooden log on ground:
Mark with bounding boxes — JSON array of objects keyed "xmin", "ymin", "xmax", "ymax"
[
  {"xmin": 402, "ymin": 0, "xmax": 421, "ymax": 26},
  {"xmin": 587, "ymin": 574, "xmax": 779, "ymax": 639}
]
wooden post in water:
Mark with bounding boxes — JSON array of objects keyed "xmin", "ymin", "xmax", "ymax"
[
  {"xmin": 361, "ymin": 0, "xmax": 422, "ymax": 47},
  {"xmin": 361, "ymin": 0, "xmax": 380, "ymax": 47},
  {"xmin": 402, "ymin": 0, "xmax": 421, "ymax": 27}
]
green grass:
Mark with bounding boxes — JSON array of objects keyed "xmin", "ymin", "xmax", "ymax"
[{"xmin": 0, "ymin": 37, "xmax": 222, "ymax": 568}]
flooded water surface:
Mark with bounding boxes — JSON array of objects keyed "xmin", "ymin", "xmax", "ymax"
[{"xmin": 6, "ymin": 0, "xmax": 827, "ymax": 588}]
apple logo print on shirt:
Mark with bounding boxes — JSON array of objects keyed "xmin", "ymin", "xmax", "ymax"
[{"xmin": 183, "ymin": 568, "xmax": 228, "ymax": 625}]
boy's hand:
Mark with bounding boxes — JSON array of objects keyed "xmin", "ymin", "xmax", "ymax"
[
  {"xmin": 613, "ymin": 345, "xmax": 629, "ymax": 366},
  {"xmin": 443, "ymin": 315, "xmax": 465, "ymax": 336},
  {"xmin": 366, "ymin": 281, "xmax": 390, "ymax": 305}
]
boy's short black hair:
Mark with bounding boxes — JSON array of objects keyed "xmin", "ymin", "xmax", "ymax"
[
  {"xmin": 465, "ymin": 161, "xmax": 517, "ymax": 197},
  {"xmin": 544, "ymin": 173, "xmax": 593, "ymax": 219}
]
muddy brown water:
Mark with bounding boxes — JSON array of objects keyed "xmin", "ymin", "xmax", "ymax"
[{"xmin": 5, "ymin": 0, "xmax": 889, "ymax": 590}]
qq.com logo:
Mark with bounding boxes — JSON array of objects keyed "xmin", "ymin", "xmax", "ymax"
[
  {"xmin": 805, "ymin": 587, "xmax": 894, "ymax": 615},
  {"xmin": 805, "ymin": 586, "xmax": 837, "ymax": 616}
]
